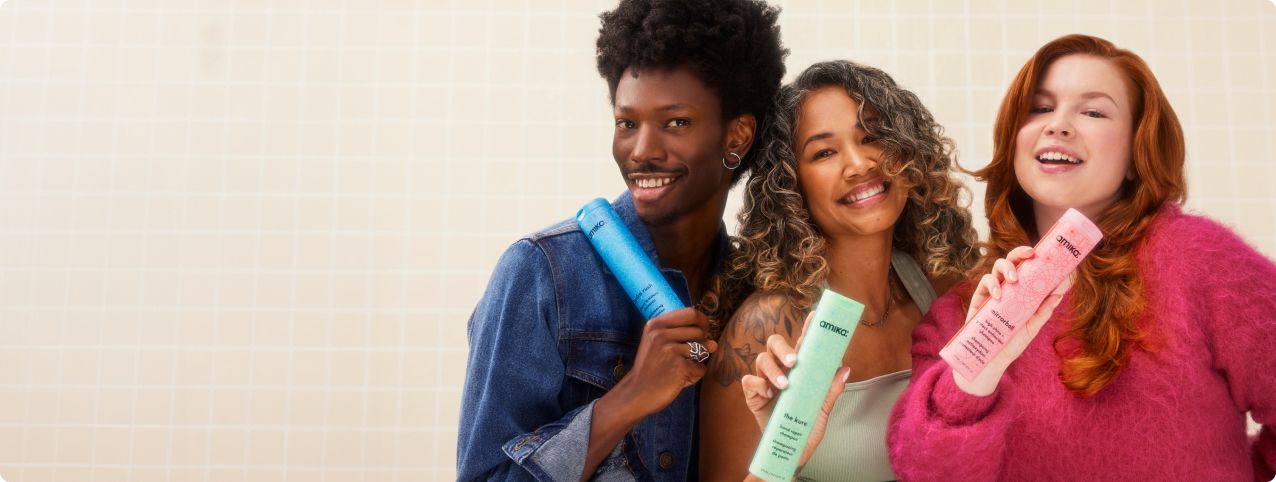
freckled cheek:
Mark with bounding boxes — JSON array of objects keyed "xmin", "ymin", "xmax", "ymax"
[
  {"xmin": 1090, "ymin": 129, "xmax": 1132, "ymax": 162},
  {"xmin": 1014, "ymin": 124, "xmax": 1039, "ymax": 159}
]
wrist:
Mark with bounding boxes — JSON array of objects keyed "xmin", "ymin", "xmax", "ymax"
[
  {"xmin": 596, "ymin": 381, "xmax": 648, "ymax": 429},
  {"xmin": 930, "ymin": 365, "xmax": 1003, "ymax": 425},
  {"xmin": 952, "ymin": 364, "xmax": 1003, "ymax": 397}
]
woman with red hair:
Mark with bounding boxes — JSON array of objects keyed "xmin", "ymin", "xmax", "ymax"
[{"xmin": 886, "ymin": 34, "xmax": 1276, "ymax": 479}]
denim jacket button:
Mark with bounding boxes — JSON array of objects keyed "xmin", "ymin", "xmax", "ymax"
[
  {"xmin": 658, "ymin": 451, "xmax": 674, "ymax": 470},
  {"xmin": 612, "ymin": 357, "xmax": 628, "ymax": 381}
]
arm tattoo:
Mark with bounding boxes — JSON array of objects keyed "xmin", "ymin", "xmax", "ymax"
[{"xmin": 708, "ymin": 298, "xmax": 804, "ymax": 387}]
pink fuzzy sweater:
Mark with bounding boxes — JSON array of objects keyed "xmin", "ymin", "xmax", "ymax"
[{"xmin": 887, "ymin": 204, "xmax": 1276, "ymax": 481}]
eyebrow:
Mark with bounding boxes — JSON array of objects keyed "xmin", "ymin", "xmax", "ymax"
[
  {"xmin": 616, "ymin": 103, "xmax": 695, "ymax": 114},
  {"xmin": 800, "ymin": 117, "xmax": 879, "ymax": 150},
  {"xmin": 1035, "ymin": 89, "xmax": 1117, "ymax": 104},
  {"xmin": 801, "ymin": 132, "xmax": 833, "ymax": 150}
]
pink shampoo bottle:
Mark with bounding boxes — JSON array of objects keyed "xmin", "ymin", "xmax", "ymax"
[{"xmin": 940, "ymin": 208, "xmax": 1103, "ymax": 381}]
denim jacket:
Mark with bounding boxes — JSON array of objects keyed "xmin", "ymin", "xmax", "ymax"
[{"xmin": 457, "ymin": 191, "xmax": 726, "ymax": 481}]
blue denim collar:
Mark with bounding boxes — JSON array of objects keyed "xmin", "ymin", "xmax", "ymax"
[{"xmin": 611, "ymin": 190, "xmax": 730, "ymax": 284}]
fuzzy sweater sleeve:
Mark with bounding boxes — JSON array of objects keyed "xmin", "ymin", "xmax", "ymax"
[
  {"xmin": 886, "ymin": 289, "xmax": 1017, "ymax": 482},
  {"xmin": 1166, "ymin": 214, "xmax": 1276, "ymax": 480}
]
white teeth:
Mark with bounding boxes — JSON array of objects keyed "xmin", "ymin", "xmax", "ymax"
[
  {"xmin": 1039, "ymin": 151, "xmax": 1080, "ymax": 164},
  {"xmin": 637, "ymin": 178, "xmax": 675, "ymax": 188},
  {"xmin": 848, "ymin": 184, "xmax": 885, "ymax": 203}
]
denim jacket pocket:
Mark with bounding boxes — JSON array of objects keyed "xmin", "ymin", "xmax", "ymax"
[
  {"xmin": 562, "ymin": 331, "xmax": 638, "ymax": 398},
  {"xmin": 558, "ymin": 331, "xmax": 648, "ymax": 481}
]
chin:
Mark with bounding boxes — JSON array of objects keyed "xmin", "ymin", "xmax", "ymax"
[
  {"xmin": 636, "ymin": 207, "xmax": 681, "ymax": 228},
  {"xmin": 1026, "ymin": 190, "xmax": 1093, "ymax": 213},
  {"xmin": 860, "ymin": 217, "xmax": 901, "ymax": 237}
]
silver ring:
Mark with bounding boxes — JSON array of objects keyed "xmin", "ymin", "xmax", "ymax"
[
  {"xmin": 686, "ymin": 341, "xmax": 710, "ymax": 363},
  {"xmin": 722, "ymin": 152, "xmax": 742, "ymax": 170}
]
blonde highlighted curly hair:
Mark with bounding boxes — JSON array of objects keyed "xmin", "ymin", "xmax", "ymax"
[{"xmin": 704, "ymin": 60, "xmax": 981, "ymax": 335}]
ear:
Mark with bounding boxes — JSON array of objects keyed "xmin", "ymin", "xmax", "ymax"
[
  {"xmin": 725, "ymin": 113, "xmax": 757, "ymax": 159},
  {"xmin": 1125, "ymin": 165, "xmax": 1136, "ymax": 181}
]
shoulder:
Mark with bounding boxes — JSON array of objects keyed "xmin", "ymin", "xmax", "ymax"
[
  {"xmin": 526, "ymin": 217, "xmax": 581, "ymax": 243},
  {"xmin": 494, "ymin": 217, "xmax": 587, "ymax": 275},
  {"xmin": 722, "ymin": 291, "xmax": 806, "ymax": 343},
  {"xmin": 706, "ymin": 291, "xmax": 805, "ymax": 387},
  {"xmin": 1137, "ymin": 205, "xmax": 1276, "ymax": 311},
  {"xmin": 480, "ymin": 217, "xmax": 591, "ymax": 310},
  {"xmin": 1139, "ymin": 204, "xmax": 1269, "ymax": 273},
  {"xmin": 1143, "ymin": 204, "xmax": 1237, "ymax": 249}
]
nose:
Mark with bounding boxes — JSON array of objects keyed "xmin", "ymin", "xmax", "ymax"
[
  {"xmin": 842, "ymin": 143, "xmax": 878, "ymax": 180},
  {"xmin": 628, "ymin": 125, "xmax": 665, "ymax": 164},
  {"xmin": 1043, "ymin": 114, "xmax": 1073, "ymax": 138}
]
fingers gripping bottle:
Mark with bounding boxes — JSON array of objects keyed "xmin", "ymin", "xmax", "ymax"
[{"xmin": 939, "ymin": 208, "xmax": 1103, "ymax": 381}]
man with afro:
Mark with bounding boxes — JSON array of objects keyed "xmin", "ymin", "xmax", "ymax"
[{"xmin": 458, "ymin": 0, "xmax": 786, "ymax": 480}]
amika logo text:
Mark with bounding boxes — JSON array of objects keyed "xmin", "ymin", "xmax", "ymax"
[
  {"xmin": 818, "ymin": 320, "xmax": 848, "ymax": 337},
  {"xmin": 1056, "ymin": 235, "xmax": 1081, "ymax": 258},
  {"xmin": 588, "ymin": 220, "xmax": 606, "ymax": 239}
]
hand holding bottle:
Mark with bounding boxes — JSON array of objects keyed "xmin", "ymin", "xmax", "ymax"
[
  {"xmin": 740, "ymin": 313, "xmax": 850, "ymax": 470},
  {"xmin": 951, "ymin": 246, "xmax": 1073, "ymax": 396}
]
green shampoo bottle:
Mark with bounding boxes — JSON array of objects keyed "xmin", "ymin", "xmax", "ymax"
[{"xmin": 748, "ymin": 288, "xmax": 863, "ymax": 482}]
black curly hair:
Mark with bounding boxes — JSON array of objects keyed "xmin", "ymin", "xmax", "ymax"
[{"xmin": 596, "ymin": 0, "xmax": 788, "ymax": 181}]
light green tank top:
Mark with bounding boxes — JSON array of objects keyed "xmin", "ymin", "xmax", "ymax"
[{"xmin": 796, "ymin": 250, "xmax": 936, "ymax": 482}]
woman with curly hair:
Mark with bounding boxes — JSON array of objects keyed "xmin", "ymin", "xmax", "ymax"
[
  {"xmin": 457, "ymin": 0, "xmax": 787, "ymax": 480},
  {"xmin": 887, "ymin": 34, "xmax": 1276, "ymax": 479},
  {"xmin": 699, "ymin": 60, "xmax": 980, "ymax": 481}
]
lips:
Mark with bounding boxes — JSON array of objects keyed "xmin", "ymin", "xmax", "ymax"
[
  {"xmin": 634, "ymin": 176, "xmax": 678, "ymax": 188},
  {"xmin": 839, "ymin": 180, "xmax": 891, "ymax": 207},
  {"xmin": 626, "ymin": 171, "xmax": 683, "ymax": 204},
  {"xmin": 1035, "ymin": 146, "xmax": 1085, "ymax": 165}
]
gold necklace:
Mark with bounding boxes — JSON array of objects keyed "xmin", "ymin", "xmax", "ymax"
[{"xmin": 858, "ymin": 267, "xmax": 895, "ymax": 328}]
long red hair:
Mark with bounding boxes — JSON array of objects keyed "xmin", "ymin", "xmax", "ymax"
[{"xmin": 972, "ymin": 34, "xmax": 1186, "ymax": 396}]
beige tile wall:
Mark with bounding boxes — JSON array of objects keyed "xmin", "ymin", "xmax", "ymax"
[{"xmin": 0, "ymin": 0, "xmax": 1272, "ymax": 480}]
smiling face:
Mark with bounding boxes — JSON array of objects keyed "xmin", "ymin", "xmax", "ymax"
[
  {"xmin": 611, "ymin": 65, "xmax": 735, "ymax": 228},
  {"xmin": 794, "ymin": 86, "xmax": 909, "ymax": 239},
  {"xmin": 1014, "ymin": 54, "xmax": 1135, "ymax": 221}
]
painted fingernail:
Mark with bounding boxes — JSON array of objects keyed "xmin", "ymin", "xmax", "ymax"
[
  {"xmin": 784, "ymin": 353, "xmax": 797, "ymax": 366},
  {"xmin": 777, "ymin": 375, "xmax": 789, "ymax": 388}
]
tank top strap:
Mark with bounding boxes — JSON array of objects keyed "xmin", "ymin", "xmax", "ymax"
[{"xmin": 890, "ymin": 250, "xmax": 936, "ymax": 314}]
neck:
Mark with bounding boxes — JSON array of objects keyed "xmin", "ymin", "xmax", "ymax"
[
  {"xmin": 1032, "ymin": 199, "xmax": 1113, "ymax": 241},
  {"xmin": 823, "ymin": 231, "xmax": 895, "ymax": 311},
  {"xmin": 649, "ymin": 216, "xmax": 722, "ymax": 304}
]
